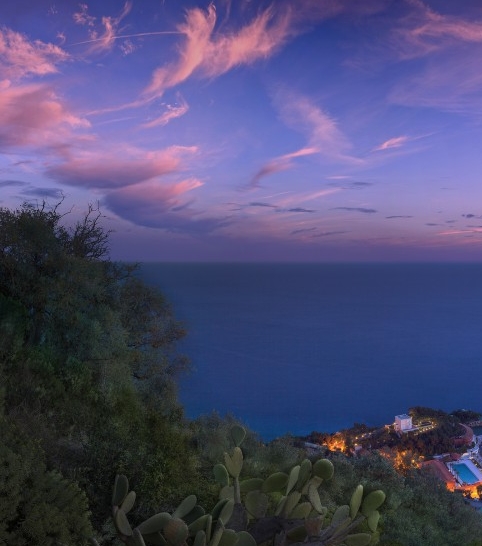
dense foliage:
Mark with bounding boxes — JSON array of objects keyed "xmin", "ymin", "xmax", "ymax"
[
  {"xmin": 322, "ymin": 452, "xmax": 482, "ymax": 546},
  {"xmin": 1, "ymin": 202, "xmax": 482, "ymax": 546},
  {"xmin": 0, "ymin": 202, "xmax": 208, "ymax": 543}
]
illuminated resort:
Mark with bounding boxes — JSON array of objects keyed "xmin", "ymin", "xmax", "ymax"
[
  {"xmin": 392, "ymin": 413, "xmax": 482, "ymax": 495},
  {"xmin": 419, "ymin": 420, "xmax": 482, "ymax": 498},
  {"xmin": 311, "ymin": 411, "xmax": 482, "ymax": 499}
]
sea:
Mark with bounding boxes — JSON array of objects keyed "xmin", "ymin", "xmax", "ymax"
[{"xmin": 138, "ymin": 263, "xmax": 482, "ymax": 441}]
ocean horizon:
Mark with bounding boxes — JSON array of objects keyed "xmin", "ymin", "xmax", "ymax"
[{"xmin": 138, "ymin": 262, "xmax": 482, "ymax": 440}]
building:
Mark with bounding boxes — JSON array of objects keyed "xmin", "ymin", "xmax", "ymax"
[{"xmin": 394, "ymin": 414, "xmax": 413, "ymax": 433}]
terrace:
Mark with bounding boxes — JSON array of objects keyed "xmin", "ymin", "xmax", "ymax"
[{"xmin": 448, "ymin": 459, "xmax": 482, "ymax": 487}]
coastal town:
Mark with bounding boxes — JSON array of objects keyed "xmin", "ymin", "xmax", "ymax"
[{"xmin": 302, "ymin": 407, "xmax": 482, "ymax": 503}]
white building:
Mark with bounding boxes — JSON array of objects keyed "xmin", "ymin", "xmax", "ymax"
[{"xmin": 394, "ymin": 414, "xmax": 413, "ymax": 433}]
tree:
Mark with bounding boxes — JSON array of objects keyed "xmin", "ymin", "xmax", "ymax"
[
  {"xmin": 0, "ymin": 200, "xmax": 195, "ymax": 535},
  {"xmin": 0, "ymin": 200, "xmax": 188, "ymax": 398},
  {"xmin": 451, "ymin": 409, "xmax": 482, "ymax": 423}
]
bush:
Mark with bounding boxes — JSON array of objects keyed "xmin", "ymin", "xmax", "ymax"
[{"xmin": 0, "ymin": 417, "xmax": 93, "ymax": 545}]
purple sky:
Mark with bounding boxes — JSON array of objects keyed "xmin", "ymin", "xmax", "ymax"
[{"xmin": 2, "ymin": 0, "xmax": 482, "ymax": 261}]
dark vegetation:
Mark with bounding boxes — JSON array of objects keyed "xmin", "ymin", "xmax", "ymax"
[{"xmin": 1, "ymin": 202, "xmax": 482, "ymax": 545}]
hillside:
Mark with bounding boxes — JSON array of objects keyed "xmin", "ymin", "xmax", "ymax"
[{"xmin": 1, "ymin": 202, "xmax": 482, "ymax": 546}]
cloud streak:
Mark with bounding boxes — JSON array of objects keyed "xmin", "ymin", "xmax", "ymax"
[
  {"xmin": 73, "ymin": 1, "xmax": 133, "ymax": 55},
  {"xmin": 249, "ymin": 147, "xmax": 317, "ymax": 189},
  {"xmin": 46, "ymin": 145, "xmax": 198, "ymax": 189},
  {"xmin": 0, "ymin": 28, "xmax": 69, "ymax": 80},
  {"xmin": 332, "ymin": 207, "xmax": 377, "ymax": 213},
  {"xmin": 142, "ymin": 94, "xmax": 189, "ymax": 128},
  {"xmin": 397, "ymin": 0, "xmax": 482, "ymax": 58},
  {"xmin": 142, "ymin": 0, "xmax": 351, "ymax": 99},
  {"xmin": 373, "ymin": 135, "xmax": 409, "ymax": 152},
  {"xmin": 275, "ymin": 91, "xmax": 361, "ymax": 164},
  {"xmin": 386, "ymin": 3, "xmax": 482, "ymax": 114}
]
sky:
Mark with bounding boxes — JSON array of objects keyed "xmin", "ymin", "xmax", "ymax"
[{"xmin": 2, "ymin": 0, "xmax": 482, "ymax": 261}]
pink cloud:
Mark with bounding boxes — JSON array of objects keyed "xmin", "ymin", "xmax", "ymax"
[
  {"xmin": 143, "ymin": 1, "xmax": 348, "ymax": 98},
  {"xmin": 120, "ymin": 39, "xmax": 137, "ymax": 56},
  {"xmin": 437, "ymin": 228, "xmax": 482, "ymax": 236},
  {"xmin": 142, "ymin": 93, "xmax": 189, "ymax": 128},
  {"xmin": 73, "ymin": 4, "xmax": 96, "ymax": 27},
  {"xmin": 277, "ymin": 187, "xmax": 341, "ymax": 208},
  {"xmin": 0, "ymin": 28, "xmax": 69, "ymax": 80},
  {"xmin": 392, "ymin": 1, "xmax": 482, "ymax": 60},
  {"xmin": 46, "ymin": 145, "xmax": 198, "ymax": 189},
  {"xmin": 109, "ymin": 178, "xmax": 203, "ymax": 211},
  {"xmin": 275, "ymin": 91, "xmax": 360, "ymax": 164},
  {"xmin": 373, "ymin": 135, "xmax": 409, "ymax": 152},
  {"xmin": 247, "ymin": 91, "xmax": 362, "ymax": 190},
  {"xmin": 249, "ymin": 147, "xmax": 318, "ymax": 189},
  {"xmin": 75, "ymin": 1, "xmax": 133, "ymax": 55},
  {"xmin": 0, "ymin": 82, "xmax": 89, "ymax": 147}
]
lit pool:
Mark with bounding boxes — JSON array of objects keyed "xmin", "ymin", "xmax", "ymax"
[{"xmin": 452, "ymin": 462, "xmax": 480, "ymax": 485}]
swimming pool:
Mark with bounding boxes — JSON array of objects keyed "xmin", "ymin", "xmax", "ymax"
[{"xmin": 452, "ymin": 462, "xmax": 481, "ymax": 485}]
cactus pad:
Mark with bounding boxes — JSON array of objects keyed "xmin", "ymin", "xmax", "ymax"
[
  {"xmin": 240, "ymin": 478, "xmax": 264, "ymax": 493},
  {"xmin": 188, "ymin": 514, "xmax": 211, "ymax": 535},
  {"xmin": 289, "ymin": 501, "xmax": 312, "ymax": 519},
  {"xmin": 163, "ymin": 518, "xmax": 189, "ymax": 545},
  {"xmin": 349, "ymin": 485, "xmax": 363, "ymax": 519},
  {"xmin": 218, "ymin": 529, "xmax": 239, "ymax": 546},
  {"xmin": 219, "ymin": 485, "xmax": 234, "ymax": 501},
  {"xmin": 230, "ymin": 425, "xmax": 246, "ymax": 447},
  {"xmin": 211, "ymin": 499, "xmax": 229, "ymax": 520},
  {"xmin": 286, "ymin": 465, "xmax": 300, "ymax": 495},
  {"xmin": 344, "ymin": 533, "xmax": 372, "ymax": 546},
  {"xmin": 209, "ymin": 523, "xmax": 225, "ymax": 546},
  {"xmin": 261, "ymin": 472, "xmax": 288, "ymax": 493},
  {"xmin": 193, "ymin": 531, "xmax": 206, "ymax": 546},
  {"xmin": 121, "ymin": 490, "xmax": 136, "ymax": 514},
  {"xmin": 131, "ymin": 528, "xmax": 148, "ymax": 546},
  {"xmin": 137, "ymin": 512, "xmax": 172, "ymax": 535},
  {"xmin": 235, "ymin": 531, "xmax": 257, "ymax": 546},
  {"xmin": 112, "ymin": 474, "xmax": 129, "ymax": 506},
  {"xmin": 302, "ymin": 476, "xmax": 322, "ymax": 495},
  {"xmin": 245, "ymin": 490, "xmax": 269, "ymax": 519},
  {"xmin": 367, "ymin": 510, "xmax": 380, "ymax": 532},
  {"xmin": 224, "ymin": 448, "xmax": 243, "ymax": 478},
  {"xmin": 214, "ymin": 464, "xmax": 230, "ymax": 487},
  {"xmin": 218, "ymin": 499, "xmax": 234, "ymax": 526},
  {"xmin": 331, "ymin": 505, "xmax": 350, "ymax": 526},
  {"xmin": 308, "ymin": 484, "xmax": 324, "ymax": 514},
  {"xmin": 114, "ymin": 508, "xmax": 133, "ymax": 537},
  {"xmin": 312, "ymin": 459, "xmax": 334, "ymax": 480},
  {"xmin": 297, "ymin": 459, "xmax": 312, "ymax": 490},
  {"xmin": 183, "ymin": 505, "xmax": 205, "ymax": 526},
  {"xmin": 282, "ymin": 491, "xmax": 301, "ymax": 518},
  {"xmin": 173, "ymin": 495, "xmax": 198, "ymax": 519},
  {"xmin": 361, "ymin": 490, "xmax": 386, "ymax": 517}
]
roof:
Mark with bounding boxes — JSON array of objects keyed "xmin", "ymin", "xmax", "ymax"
[{"xmin": 422, "ymin": 459, "xmax": 456, "ymax": 485}]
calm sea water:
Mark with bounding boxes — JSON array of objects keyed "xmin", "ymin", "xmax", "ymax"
[{"xmin": 138, "ymin": 263, "xmax": 482, "ymax": 440}]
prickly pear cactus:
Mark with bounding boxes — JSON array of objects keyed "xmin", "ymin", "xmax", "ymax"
[{"xmin": 109, "ymin": 426, "xmax": 385, "ymax": 546}]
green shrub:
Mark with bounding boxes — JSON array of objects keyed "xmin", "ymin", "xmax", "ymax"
[{"xmin": 0, "ymin": 417, "xmax": 93, "ymax": 545}]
